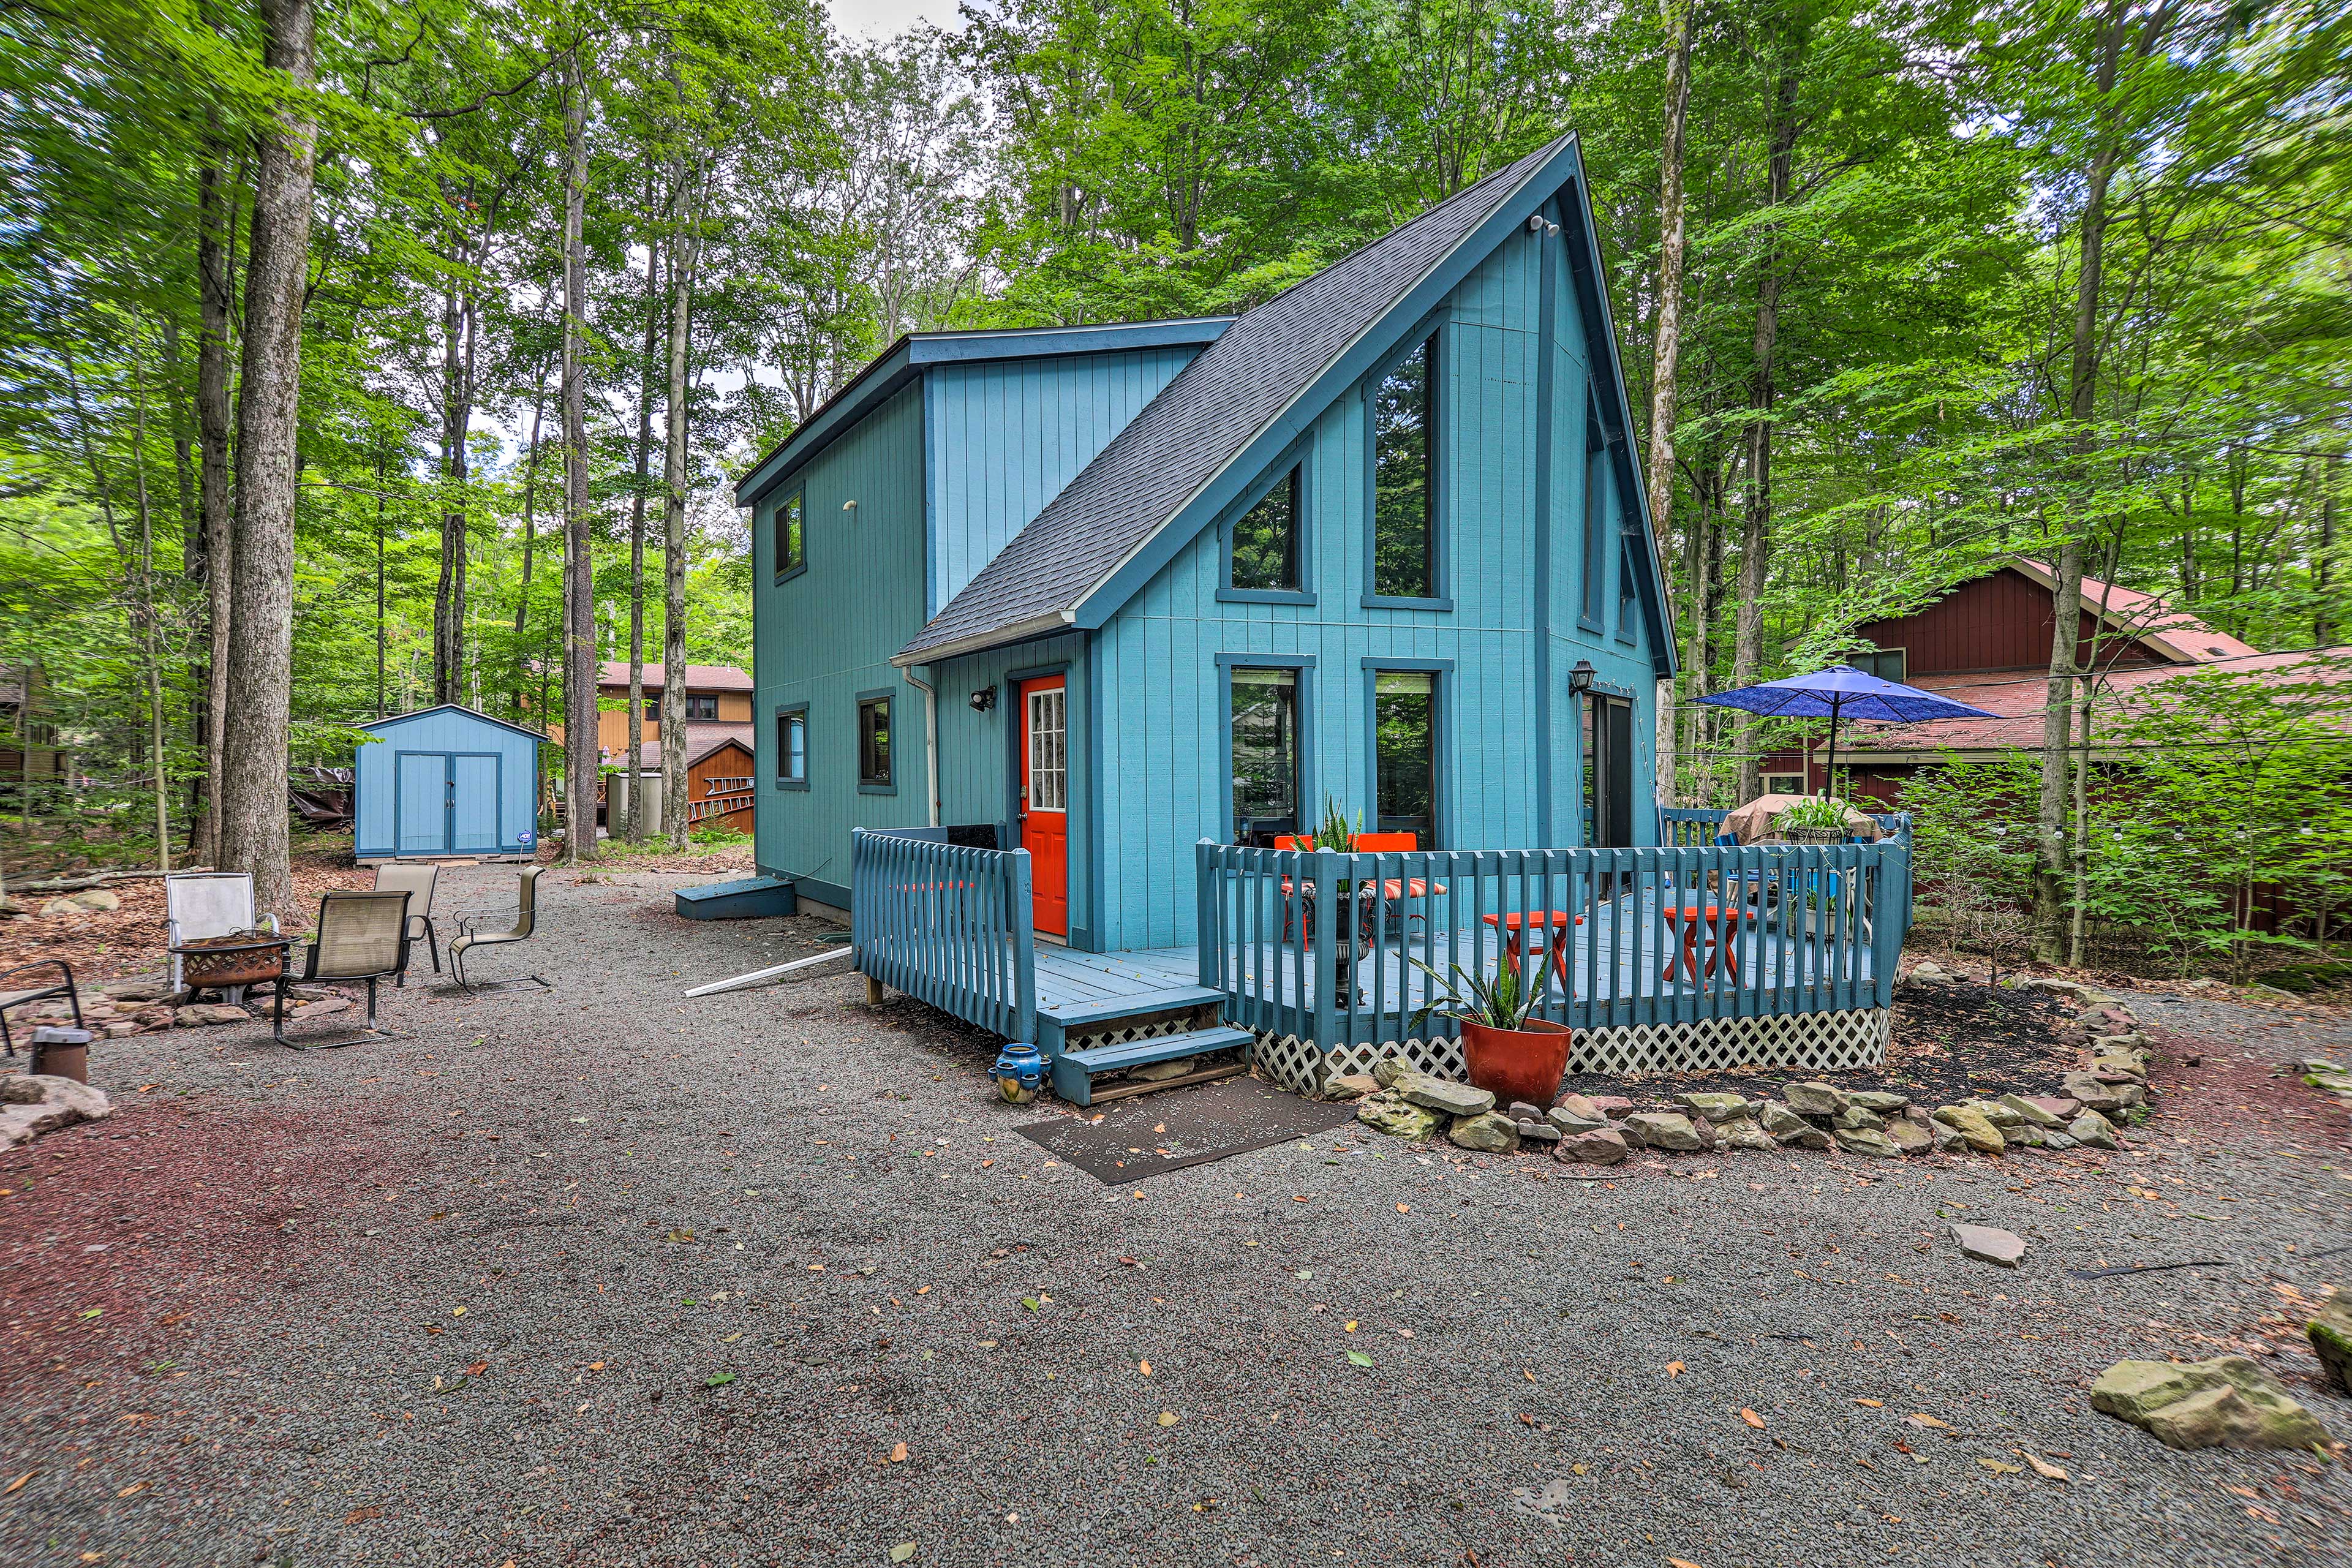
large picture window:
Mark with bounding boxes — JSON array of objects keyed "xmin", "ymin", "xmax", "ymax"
[
  {"xmin": 775, "ymin": 491, "xmax": 804, "ymax": 579},
  {"xmin": 1229, "ymin": 668, "xmax": 1300, "ymax": 845},
  {"xmin": 1373, "ymin": 670, "xmax": 1436, "ymax": 843},
  {"xmin": 857, "ymin": 695, "xmax": 892, "ymax": 789},
  {"xmin": 1230, "ymin": 467, "xmax": 1300, "ymax": 593},
  {"xmin": 1371, "ymin": 334, "xmax": 1436, "ymax": 600},
  {"xmin": 775, "ymin": 707, "xmax": 807, "ymax": 788}
]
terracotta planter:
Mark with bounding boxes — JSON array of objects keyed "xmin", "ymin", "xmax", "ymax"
[{"xmin": 1458, "ymin": 1017, "xmax": 1572, "ymax": 1107}]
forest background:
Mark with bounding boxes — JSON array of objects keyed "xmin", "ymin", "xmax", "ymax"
[{"xmin": 2, "ymin": 0, "xmax": 2346, "ymax": 967}]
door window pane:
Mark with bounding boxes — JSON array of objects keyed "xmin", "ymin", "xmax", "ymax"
[
  {"xmin": 1231, "ymin": 467, "xmax": 1300, "ymax": 592},
  {"xmin": 1373, "ymin": 335, "xmax": 1434, "ymax": 598},
  {"xmin": 1229, "ymin": 668, "xmax": 1298, "ymax": 844},
  {"xmin": 1026, "ymin": 687, "xmax": 1066, "ymax": 812},
  {"xmin": 858, "ymin": 697, "xmax": 891, "ymax": 786},
  {"xmin": 1374, "ymin": 671, "xmax": 1435, "ymax": 843}
]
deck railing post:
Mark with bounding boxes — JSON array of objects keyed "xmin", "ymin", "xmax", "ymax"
[
  {"xmin": 1311, "ymin": 850, "xmax": 1338, "ymax": 1062},
  {"xmin": 1008, "ymin": 848, "xmax": 1036, "ymax": 1045},
  {"xmin": 1195, "ymin": 839, "xmax": 1217, "ymax": 989}
]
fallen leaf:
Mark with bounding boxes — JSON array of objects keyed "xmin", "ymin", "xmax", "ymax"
[
  {"xmin": 1157, "ymin": 1411, "xmax": 1180, "ymax": 1427},
  {"xmin": 2, "ymin": 1473, "xmax": 28, "ymax": 1494},
  {"xmin": 1669, "ymin": 1558, "xmax": 1705, "ymax": 1568},
  {"xmin": 1139, "ymin": 1360, "xmax": 1152, "ymax": 1374},
  {"xmin": 1907, "ymin": 1414, "xmax": 1948, "ymax": 1429},
  {"xmin": 1345, "ymin": 1350, "xmax": 1374, "ymax": 1368},
  {"xmin": 889, "ymin": 1545, "xmax": 918, "ymax": 1563},
  {"xmin": 2022, "ymin": 1452, "xmax": 2068, "ymax": 1482},
  {"xmin": 889, "ymin": 1442, "xmax": 908, "ymax": 1463},
  {"xmin": 1853, "ymin": 1397, "xmax": 1884, "ymax": 1408},
  {"xmin": 1738, "ymin": 1409, "xmax": 1767, "ymax": 1429},
  {"xmin": 1022, "ymin": 1297, "xmax": 1040, "ymax": 1311},
  {"xmin": 465, "ymin": 1362, "xmax": 489, "ymax": 1376},
  {"xmin": 1665, "ymin": 1361, "xmax": 1685, "ymax": 1379},
  {"xmin": 1396, "ymin": 1203, "xmax": 1410, "ymax": 1213},
  {"xmin": 1570, "ymin": 1462, "xmax": 1588, "ymax": 1476},
  {"xmin": 704, "ymin": 1373, "xmax": 734, "ymax": 1388},
  {"xmin": 116, "ymin": 1482, "xmax": 145, "ymax": 1498},
  {"xmin": 1977, "ymin": 1457, "xmax": 2021, "ymax": 1476},
  {"xmin": 451, "ymin": 1307, "xmax": 466, "ymax": 1317}
]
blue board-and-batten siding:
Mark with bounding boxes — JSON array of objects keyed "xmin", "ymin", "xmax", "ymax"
[
  {"xmin": 353, "ymin": 706, "xmax": 540, "ymax": 859},
  {"xmin": 1084, "ymin": 224, "xmax": 1657, "ymax": 952}
]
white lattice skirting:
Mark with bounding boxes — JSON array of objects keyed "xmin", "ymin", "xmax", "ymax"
[{"xmin": 1251, "ymin": 1009, "xmax": 1891, "ymax": 1096}]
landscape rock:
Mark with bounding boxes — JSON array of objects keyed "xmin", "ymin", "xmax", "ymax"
[
  {"xmin": 1357, "ymin": 1096, "xmax": 1441, "ymax": 1140},
  {"xmin": 1372, "ymin": 1057, "xmax": 1413, "ymax": 1089},
  {"xmin": 2067, "ymin": 1110, "xmax": 2120, "ymax": 1151},
  {"xmin": 1950, "ymin": 1223, "xmax": 2026, "ymax": 1267},
  {"xmin": 39, "ymin": 899, "xmax": 81, "ymax": 919},
  {"xmin": 70, "ymin": 888, "xmax": 121, "ymax": 912},
  {"xmin": 2090, "ymin": 1357, "xmax": 2330, "ymax": 1451},
  {"xmin": 2062, "ymin": 1072, "xmax": 2127, "ymax": 1114},
  {"xmin": 1999, "ymin": 1093, "xmax": 2066, "ymax": 1129},
  {"xmin": 1555, "ymin": 1128, "xmax": 1630, "ymax": 1166},
  {"xmin": 1515, "ymin": 1119, "xmax": 1562, "ymax": 1146},
  {"xmin": 1673, "ymin": 1091, "xmax": 1752, "ymax": 1123},
  {"xmin": 1848, "ymin": 1091, "xmax": 1909, "ymax": 1115},
  {"xmin": 1620, "ymin": 1112, "xmax": 1704, "ymax": 1152},
  {"xmin": 1548, "ymin": 1094, "xmax": 1609, "ymax": 1133},
  {"xmin": 1398, "ymin": 1076, "xmax": 1495, "ymax": 1118},
  {"xmin": 1930, "ymin": 1120, "xmax": 1967, "ymax": 1153},
  {"xmin": 1966, "ymin": 1098, "xmax": 2024, "ymax": 1129},
  {"xmin": 1783, "ymin": 1081, "xmax": 1847, "ymax": 1116},
  {"xmin": 1586, "ymin": 1095, "xmax": 1635, "ymax": 1116},
  {"xmin": 2308, "ymin": 1294, "xmax": 2352, "ymax": 1394},
  {"xmin": 1324, "ymin": 1072, "xmax": 1380, "ymax": 1099},
  {"xmin": 1834, "ymin": 1126, "xmax": 1903, "ymax": 1159},
  {"xmin": 1932, "ymin": 1104, "xmax": 2005, "ymax": 1155},
  {"xmin": 1905, "ymin": 961, "xmax": 1958, "ymax": 984},
  {"xmin": 1883, "ymin": 1119, "xmax": 1931, "ymax": 1155},
  {"xmin": 1833, "ymin": 1105, "xmax": 1884, "ymax": 1131},
  {"xmin": 0, "ymin": 1076, "xmax": 45, "ymax": 1104},
  {"xmin": 1449, "ymin": 1111, "xmax": 1521, "ymax": 1154},
  {"xmin": 102, "ymin": 975, "xmax": 175, "ymax": 1003},
  {"xmin": 2022, "ymin": 1095, "xmax": 2080, "ymax": 1121},
  {"xmin": 2008, "ymin": 1123, "xmax": 2048, "ymax": 1148},
  {"xmin": 1717, "ymin": 1117, "xmax": 1777, "ymax": 1153},
  {"xmin": 0, "ymin": 1076, "xmax": 113, "ymax": 1151},
  {"xmin": 2035, "ymin": 1131, "xmax": 2079, "ymax": 1152},
  {"xmin": 175, "ymin": 1003, "xmax": 251, "ymax": 1028}
]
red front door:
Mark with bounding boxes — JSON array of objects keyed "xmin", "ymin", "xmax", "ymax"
[{"xmin": 1018, "ymin": 674, "xmax": 1069, "ymax": 936}]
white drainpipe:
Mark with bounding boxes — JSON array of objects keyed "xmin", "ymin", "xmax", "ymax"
[{"xmin": 904, "ymin": 669, "xmax": 942, "ymax": 827}]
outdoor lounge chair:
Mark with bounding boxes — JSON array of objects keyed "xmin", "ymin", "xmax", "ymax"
[
  {"xmin": 371, "ymin": 864, "xmax": 442, "ymax": 983},
  {"xmin": 165, "ymin": 872, "xmax": 277, "ymax": 1000},
  {"xmin": 271, "ymin": 890, "xmax": 413, "ymax": 1050},
  {"xmin": 448, "ymin": 866, "xmax": 548, "ymax": 993},
  {"xmin": 0, "ymin": 959, "xmax": 81, "ymax": 1059}
]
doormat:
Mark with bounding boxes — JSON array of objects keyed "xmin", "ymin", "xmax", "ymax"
[{"xmin": 1017, "ymin": 1076, "xmax": 1359, "ymax": 1184}]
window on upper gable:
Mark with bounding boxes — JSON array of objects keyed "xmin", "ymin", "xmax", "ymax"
[
  {"xmin": 775, "ymin": 491, "xmax": 804, "ymax": 579},
  {"xmin": 1372, "ymin": 334, "xmax": 1436, "ymax": 600},
  {"xmin": 1618, "ymin": 540, "xmax": 1638, "ymax": 638},
  {"xmin": 1231, "ymin": 467, "xmax": 1301, "ymax": 592},
  {"xmin": 1581, "ymin": 399, "xmax": 1607, "ymax": 627}
]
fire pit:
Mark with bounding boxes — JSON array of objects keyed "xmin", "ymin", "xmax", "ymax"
[{"xmin": 168, "ymin": 931, "xmax": 293, "ymax": 989}]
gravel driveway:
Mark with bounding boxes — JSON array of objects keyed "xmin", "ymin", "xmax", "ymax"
[{"xmin": 4, "ymin": 867, "xmax": 2348, "ymax": 1567}]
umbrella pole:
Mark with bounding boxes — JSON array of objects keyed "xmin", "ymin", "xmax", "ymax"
[{"xmin": 1826, "ymin": 699, "xmax": 1841, "ymax": 798}]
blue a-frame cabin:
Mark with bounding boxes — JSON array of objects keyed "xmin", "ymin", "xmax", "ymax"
[{"xmin": 737, "ymin": 134, "xmax": 1910, "ymax": 1102}]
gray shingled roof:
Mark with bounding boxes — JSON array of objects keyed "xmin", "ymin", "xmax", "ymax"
[{"xmin": 895, "ymin": 134, "xmax": 1576, "ymax": 663}]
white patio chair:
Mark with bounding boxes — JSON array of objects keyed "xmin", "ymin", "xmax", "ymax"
[
  {"xmin": 165, "ymin": 872, "xmax": 277, "ymax": 1000},
  {"xmin": 371, "ymin": 864, "xmax": 442, "ymax": 984}
]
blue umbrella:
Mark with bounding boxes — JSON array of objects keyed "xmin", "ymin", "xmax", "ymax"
[{"xmin": 1695, "ymin": 665, "xmax": 1999, "ymax": 793}]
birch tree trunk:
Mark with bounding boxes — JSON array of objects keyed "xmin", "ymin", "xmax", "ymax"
[
  {"xmin": 560, "ymin": 48, "xmax": 598, "ymax": 865},
  {"xmin": 1647, "ymin": 0, "xmax": 1696, "ymax": 808},
  {"xmin": 219, "ymin": 0, "xmax": 318, "ymax": 921}
]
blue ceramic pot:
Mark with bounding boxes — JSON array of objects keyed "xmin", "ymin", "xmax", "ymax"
[{"xmin": 992, "ymin": 1042, "xmax": 1046, "ymax": 1104}]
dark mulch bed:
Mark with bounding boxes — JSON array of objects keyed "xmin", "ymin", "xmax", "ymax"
[{"xmin": 1558, "ymin": 980, "xmax": 2083, "ymax": 1111}]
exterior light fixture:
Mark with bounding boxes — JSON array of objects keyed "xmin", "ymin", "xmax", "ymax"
[
  {"xmin": 1567, "ymin": 658, "xmax": 1597, "ymax": 695},
  {"xmin": 842, "ymin": 499, "xmax": 858, "ymax": 512},
  {"xmin": 968, "ymin": 687, "xmax": 995, "ymax": 713}
]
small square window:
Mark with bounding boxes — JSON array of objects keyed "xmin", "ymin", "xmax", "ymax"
[
  {"xmin": 1856, "ymin": 647, "xmax": 1906, "ymax": 682},
  {"xmin": 1231, "ymin": 467, "xmax": 1300, "ymax": 592},
  {"xmin": 775, "ymin": 492, "xmax": 804, "ymax": 577},
  {"xmin": 686, "ymin": 693, "xmax": 720, "ymax": 720},
  {"xmin": 858, "ymin": 696, "xmax": 892, "ymax": 788},
  {"xmin": 775, "ymin": 710, "xmax": 807, "ymax": 786}
]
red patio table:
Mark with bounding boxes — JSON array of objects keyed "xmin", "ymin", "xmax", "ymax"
[
  {"xmin": 1659, "ymin": 904, "xmax": 1754, "ymax": 984},
  {"xmin": 1479, "ymin": 910, "xmax": 1583, "ymax": 996}
]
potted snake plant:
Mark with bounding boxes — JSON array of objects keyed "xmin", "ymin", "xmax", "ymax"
[{"xmin": 1408, "ymin": 950, "xmax": 1571, "ymax": 1107}]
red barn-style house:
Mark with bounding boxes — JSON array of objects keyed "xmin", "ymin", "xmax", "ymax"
[{"xmin": 1759, "ymin": 558, "xmax": 2339, "ymax": 804}]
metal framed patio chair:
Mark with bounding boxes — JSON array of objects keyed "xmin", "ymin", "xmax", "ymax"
[
  {"xmin": 371, "ymin": 864, "xmax": 442, "ymax": 984},
  {"xmin": 271, "ymin": 890, "xmax": 413, "ymax": 1050},
  {"xmin": 0, "ymin": 959, "xmax": 81, "ymax": 1059},
  {"xmin": 165, "ymin": 872, "xmax": 277, "ymax": 1001},
  {"xmin": 448, "ymin": 866, "xmax": 549, "ymax": 993}
]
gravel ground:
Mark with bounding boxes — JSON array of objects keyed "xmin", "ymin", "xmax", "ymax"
[{"xmin": 4, "ymin": 866, "xmax": 2350, "ymax": 1567}]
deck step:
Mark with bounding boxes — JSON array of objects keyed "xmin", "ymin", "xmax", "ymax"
[
  {"xmin": 1037, "ymin": 984, "xmax": 1225, "ymax": 1028},
  {"xmin": 1050, "ymin": 1025, "xmax": 1254, "ymax": 1106}
]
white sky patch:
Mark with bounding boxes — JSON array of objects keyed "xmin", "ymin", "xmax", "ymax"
[{"xmin": 824, "ymin": 0, "xmax": 961, "ymax": 39}]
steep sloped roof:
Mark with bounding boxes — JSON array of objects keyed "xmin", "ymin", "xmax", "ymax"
[
  {"xmin": 594, "ymin": 662, "xmax": 752, "ymax": 693},
  {"xmin": 2008, "ymin": 560, "xmax": 2261, "ymax": 663},
  {"xmin": 895, "ymin": 134, "xmax": 1586, "ymax": 665}
]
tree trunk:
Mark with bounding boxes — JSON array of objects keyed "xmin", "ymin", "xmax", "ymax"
[
  {"xmin": 434, "ymin": 276, "xmax": 467, "ymax": 704},
  {"xmin": 662, "ymin": 196, "xmax": 701, "ymax": 849},
  {"xmin": 560, "ymin": 48, "xmax": 598, "ymax": 865},
  {"xmin": 129, "ymin": 345, "xmax": 172, "ymax": 870},
  {"xmin": 1647, "ymin": 0, "xmax": 1696, "ymax": 807},
  {"xmin": 2033, "ymin": 1, "xmax": 2127, "ymax": 963},
  {"xmin": 219, "ymin": 0, "xmax": 318, "ymax": 922},
  {"xmin": 192, "ymin": 40, "xmax": 236, "ymax": 867},
  {"xmin": 2318, "ymin": 452, "xmax": 2337, "ymax": 645},
  {"xmin": 512, "ymin": 355, "xmax": 548, "ymax": 710},
  {"xmin": 1732, "ymin": 48, "xmax": 1801, "ymax": 805},
  {"xmin": 625, "ymin": 233, "xmax": 659, "ymax": 842}
]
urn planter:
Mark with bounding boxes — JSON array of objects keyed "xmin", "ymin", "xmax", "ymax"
[{"xmin": 1458, "ymin": 1017, "xmax": 1572, "ymax": 1109}]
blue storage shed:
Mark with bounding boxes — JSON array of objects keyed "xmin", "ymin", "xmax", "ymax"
[{"xmin": 353, "ymin": 704, "xmax": 543, "ymax": 863}]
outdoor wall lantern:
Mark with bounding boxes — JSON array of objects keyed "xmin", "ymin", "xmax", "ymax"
[
  {"xmin": 968, "ymin": 688, "xmax": 995, "ymax": 714},
  {"xmin": 1567, "ymin": 658, "xmax": 1597, "ymax": 695}
]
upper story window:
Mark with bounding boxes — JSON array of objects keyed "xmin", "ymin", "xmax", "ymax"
[
  {"xmin": 1229, "ymin": 667, "xmax": 1300, "ymax": 845},
  {"xmin": 1581, "ymin": 399, "xmax": 1607, "ymax": 627},
  {"xmin": 858, "ymin": 695, "xmax": 892, "ymax": 788},
  {"xmin": 775, "ymin": 491, "xmax": 804, "ymax": 579},
  {"xmin": 1371, "ymin": 334, "xmax": 1436, "ymax": 600},
  {"xmin": 1854, "ymin": 647, "xmax": 1906, "ymax": 682},
  {"xmin": 1617, "ymin": 540, "xmax": 1638, "ymax": 639},
  {"xmin": 686, "ymin": 693, "xmax": 720, "ymax": 720},
  {"xmin": 1231, "ymin": 467, "xmax": 1301, "ymax": 593}
]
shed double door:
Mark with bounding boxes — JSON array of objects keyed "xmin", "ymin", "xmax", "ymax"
[{"xmin": 396, "ymin": 752, "xmax": 502, "ymax": 855}]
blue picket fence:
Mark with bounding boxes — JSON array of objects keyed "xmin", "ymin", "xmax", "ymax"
[
  {"xmin": 850, "ymin": 827, "xmax": 1036, "ymax": 1042},
  {"xmin": 1194, "ymin": 834, "xmax": 1912, "ymax": 1054}
]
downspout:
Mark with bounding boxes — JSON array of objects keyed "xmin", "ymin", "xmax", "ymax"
[{"xmin": 905, "ymin": 668, "xmax": 941, "ymax": 827}]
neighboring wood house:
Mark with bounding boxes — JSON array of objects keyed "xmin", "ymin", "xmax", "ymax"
[
  {"xmin": 737, "ymin": 133, "xmax": 1676, "ymax": 954},
  {"xmin": 1757, "ymin": 558, "xmax": 2312, "ymax": 801},
  {"xmin": 586, "ymin": 662, "xmax": 753, "ymax": 758},
  {"xmin": 0, "ymin": 662, "xmax": 69, "ymax": 783},
  {"xmin": 606, "ymin": 729, "xmax": 756, "ymax": 834}
]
